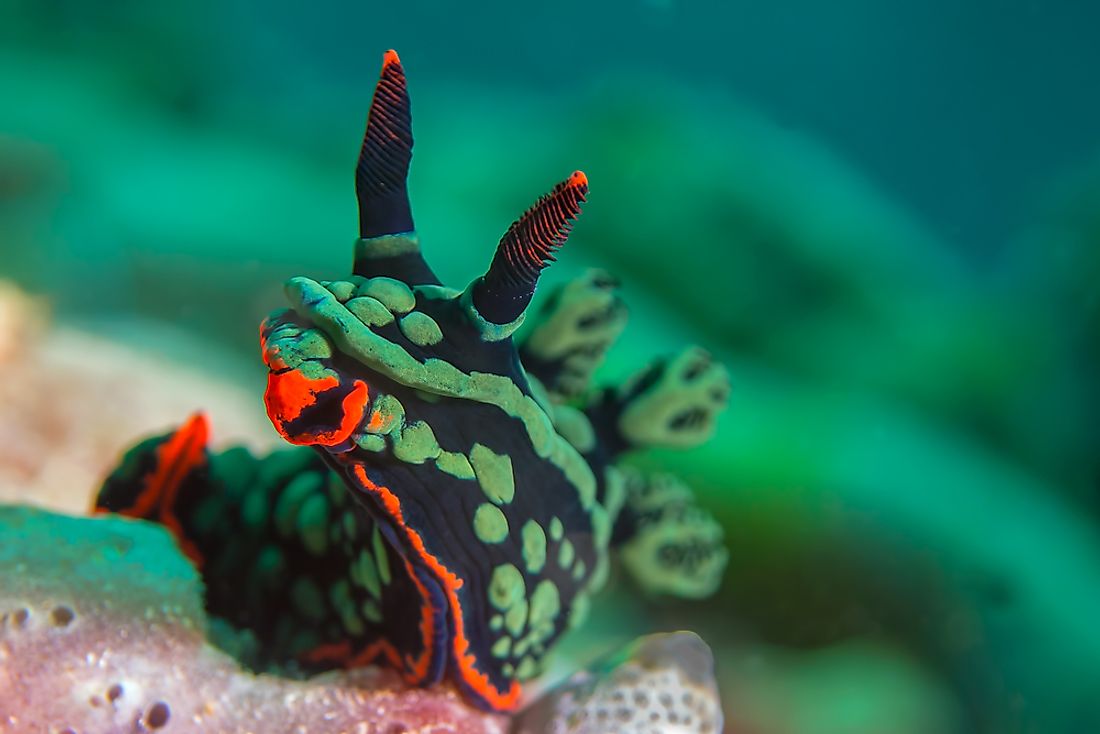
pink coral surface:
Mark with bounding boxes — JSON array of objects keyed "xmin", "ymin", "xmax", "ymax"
[{"xmin": 0, "ymin": 506, "xmax": 505, "ymax": 734}]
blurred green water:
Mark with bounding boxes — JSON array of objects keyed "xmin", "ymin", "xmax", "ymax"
[{"xmin": 2, "ymin": 2, "xmax": 1100, "ymax": 732}]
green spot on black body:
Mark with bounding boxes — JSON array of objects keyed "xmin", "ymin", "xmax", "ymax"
[
  {"xmin": 327, "ymin": 280, "xmax": 356, "ymax": 301},
  {"xmin": 296, "ymin": 494, "xmax": 329, "ymax": 556},
  {"xmin": 346, "ymin": 295, "xmax": 396, "ymax": 327},
  {"xmin": 436, "ymin": 450, "xmax": 476, "ymax": 479},
  {"xmin": 356, "ymin": 433, "xmax": 386, "ymax": 452},
  {"xmin": 528, "ymin": 580, "xmax": 561, "ymax": 629},
  {"xmin": 489, "ymin": 563, "xmax": 525, "ymax": 611},
  {"xmin": 291, "ymin": 577, "xmax": 325, "ymax": 621},
  {"xmin": 358, "ymin": 276, "xmax": 415, "ymax": 314},
  {"xmin": 515, "ymin": 656, "xmax": 537, "ymax": 680},
  {"xmin": 242, "ymin": 486, "xmax": 271, "ymax": 529},
  {"xmin": 469, "ymin": 443, "xmax": 515, "ymax": 505},
  {"xmin": 474, "ymin": 503, "xmax": 509, "ymax": 544},
  {"xmin": 491, "ymin": 636, "xmax": 512, "ymax": 659},
  {"xmin": 275, "ymin": 472, "xmax": 323, "ymax": 537},
  {"xmin": 352, "ymin": 550, "xmax": 382, "ymax": 598},
  {"xmin": 558, "ymin": 538, "xmax": 575, "ymax": 569},
  {"xmin": 371, "ymin": 525, "xmax": 391, "ymax": 585},
  {"xmin": 398, "ymin": 311, "xmax": 443, "ymax": 346},
  {"xmin": 521, "ymin": 520, "xmax": 547, "ymax": 573},
  {"xmin": 392, "ymin": 420, "xmax": 441, "ymax": 464},
  {"xmin": 362, "ymin": 599, "xmax": 383, "ymax": 623},
  {"xmin": 505, "ymin": 598, "xmax": 527, "ymax": 637}
]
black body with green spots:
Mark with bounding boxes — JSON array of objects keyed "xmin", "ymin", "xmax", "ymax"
[{"xmin": 95, "ymin": 49, "xmax": 730, "ymax": 712}]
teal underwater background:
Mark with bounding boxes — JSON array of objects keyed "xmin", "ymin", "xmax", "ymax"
[{"xmin": 3, "ymin": 1, "xmax": 1100, "ymax": 732}]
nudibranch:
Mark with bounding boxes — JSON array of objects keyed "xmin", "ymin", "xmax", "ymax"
[{"xmin": 95, "ymin": 50, "xmax": 730, "ymax": 712}]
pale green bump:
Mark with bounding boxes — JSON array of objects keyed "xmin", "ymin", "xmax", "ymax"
[
  {"xmin": 257, "ymin": 445, "xmax": 319, "ymax": 482},
  {"xmin": 291, "ymin": 577, "xmax": 325, "ymax": 621},
  {"xmin": 521, "ymin": 520, "xmax": 547, "ymax": 574},
  {"xmin": 362, "ymin": 599, "xmax": 383, "ymax": 624},
  {"xmin": 436, "ymin": 450, "xmax": 476, "ymax": 479},
  {"xmin": 491, "ymin": 636, "xmax": 512, "ymax": 659},
  {"xmin": 528, "ymin": 580, "xmax": 561, "ymax": 628},
  {"xmin": 327, "ymin": 585, "xmax": 364, "ymax": 634},
  {"xmin": 296, "ymin": 494, "xmax": 329, "ymax": 556},
  {"xmin": 549, "ymin": 516, "xmax": 564, "ymax": 541},
  {"xmin": 366, "ymin": 394, "xmax": 404, "ymax": 435},
  {"xmin": 327, "ymin": 474, "xmax": 347, "ymax": 506},
  {"xmin": 267, "ymin": 329, "xmax": 332, "ymax": 372},
  {"xmin": 474, "ymin": 503, "xmax": 510, "ymax": 544},
  {"xmin": 502, "ymin": 662, "xmax": 515, "ymax": 677},
  {"xmin": 515, "ymin": 656, "xmax": 538, "ymax": 680},
  {"xmin": 558, "ymin": 538, "xmax": 575, "ymax": 569},
  {"xmin": 356, "ymin": 433, "xmax": 387, "ymax": 452},
  {"xmin": 505, "ymin": 598, "xmax": 528, "ymax": 637},
  {"xmin": 354, "ymin": 550, "xmax": 382, "ymax": 598},
  {"xmin": 274, "ymin": 476, "xmax": 312, "ymax": 537},
  {"xmin": 392, "ymin": 420, "xmax": 441, "ymax": 464},
  {"xmin": 327, "ymin": 280, "xmax": 356, "ymax": 302},
  {"xmin": 399, "ymin": 311, "xmax": 443, "ymax": 346},
  {"xmin": 256, "ymin": 545, "xmax": 284, "ymax": 579},
  {"xmin": 360, "ymin": 277, "xmax": 415, "ymax": 314},
  {"xmin": 346, "ymin": 295, "xmax": 396, "ymax": 327},
  {"xmin": 288, "ymin": 630, "xmax": 321, "ymax": 658},
  {"xmin": 489, "ymin": 614, "xmax": 504, "ymax": 631},
  {"xmin": 469, "ymin": 443, "xmax": 515, "ymax": 505},
  {"xmin": 294, "ymin": 359, "xmax": 336, "ymax": 383},
  {"xmin": 341, "ymin": 510, "xmax": 358, "ymax": 541},
  {"xmin": 341, "ymin": 608, "xmax": 365, "ymax": 636},
  {"xmin": 329, "ymin": 579, "xmax": 352, "ymax": 611},
  {"xmin": 553, "ymin": 405, "xmax": 596, "ymax": 453},
  {"xmin": 572, "ymin": 559, "xmax": 587, "ymax": 581},
  {"xmin": 301, "ymin": 328, "xmax": 334, "ymax": 357},
  {"xmin": 242, "ymin": 486, "xmax": 271, "ymax": 530},
  {"xmin": 371, "ymin": 525, "xmax": 391, "ymax": 585},
  {"xmin": 489, "ymin": 564, "xmax": 525, "ymax": 611}
]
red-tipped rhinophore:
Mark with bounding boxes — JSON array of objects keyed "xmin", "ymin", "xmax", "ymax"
[
  {"xmin": 357, "ymin": 49, "xmax": 414, "ymax": 238},
  {"xmin": 474, "ymin": 172, "xmax": 589, "ymax": 324}
]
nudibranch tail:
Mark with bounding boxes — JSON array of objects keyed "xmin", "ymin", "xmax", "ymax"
[
  {"xmin": 94, "ymin": 412, "xmax": 211, "ymax": 567},
  {"xmin": 472, "ymin": 171, "xmax": 589, "ymax": 325}
]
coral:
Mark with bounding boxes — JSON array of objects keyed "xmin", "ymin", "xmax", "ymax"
[
  {"xmin": 92, "ymin": 50, "xmax": 729, "ymax": 714},
  {"xmin": 0, "ymin": 505, "xmax": 722, "ymax": 733},
  {"xmin": 512, "ymin": 632, "xmax": 723, "ymax": 734},
  {"xmin": 0, "ymin": 505, "xmax": 505, "ymax": 734}
]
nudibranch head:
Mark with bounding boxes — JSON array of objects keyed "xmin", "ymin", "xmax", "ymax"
[{"xmin": 260, "ymin": 50, "xmax": 605, "ymax": 711}]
